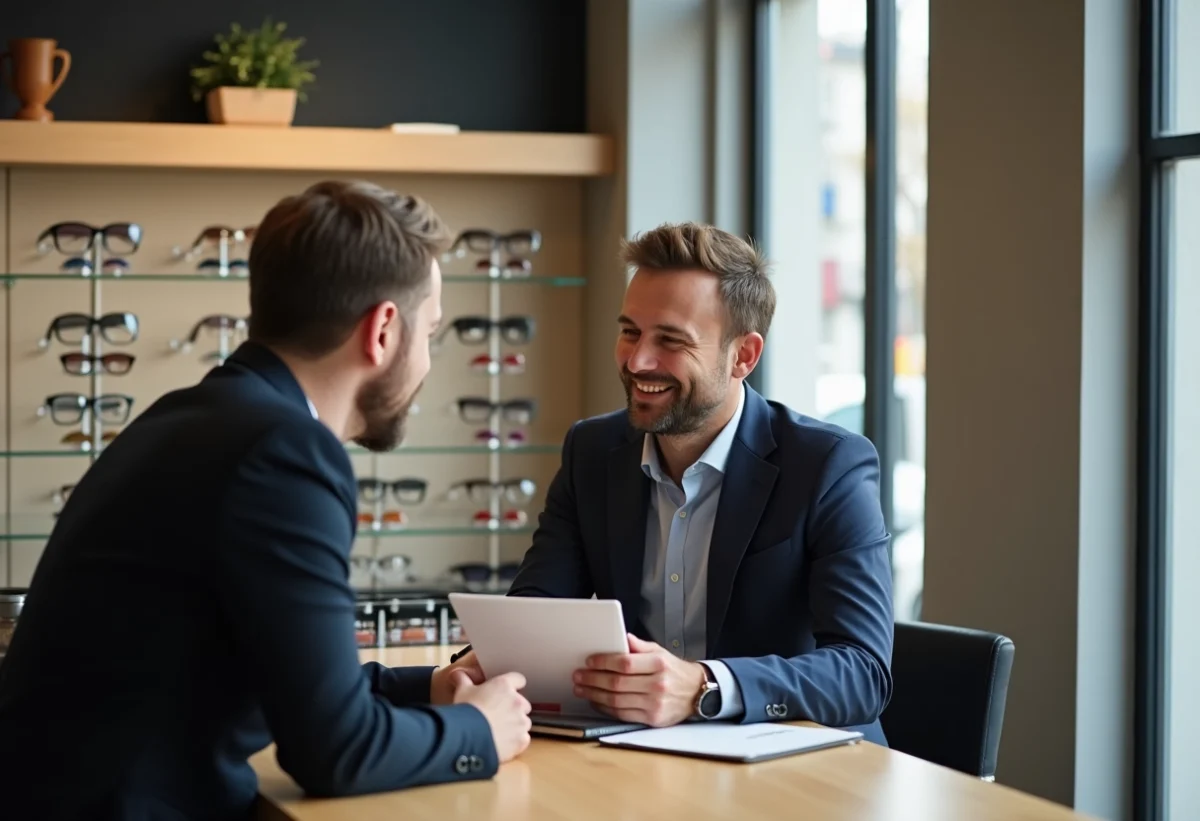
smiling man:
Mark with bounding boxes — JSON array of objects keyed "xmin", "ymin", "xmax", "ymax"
[{"xmin": 505, "ymin": 221, "xmax": 895, "ymax": 744}]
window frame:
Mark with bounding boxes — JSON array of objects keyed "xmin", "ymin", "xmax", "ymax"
[{"xmin": 1136, "ymin": 1, "xmax": 1200, "ymax": 819}]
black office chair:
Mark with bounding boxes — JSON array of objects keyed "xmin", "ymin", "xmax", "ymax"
[{"xmin": 879, "ymin": 621, "xmax": 1015, "ymax": 780}]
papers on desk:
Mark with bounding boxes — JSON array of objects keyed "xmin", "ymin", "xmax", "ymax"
[{"xmin": 597, "ymin": 722, "xmax": 863, "ymax": 763}]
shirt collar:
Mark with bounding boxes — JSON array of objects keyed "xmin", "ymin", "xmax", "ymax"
[
  {"xmin": 306, "ymin": 397, "xmax": 319, "ymax": 420},
  {"xmin": 641, "ymin": 382, "xmax": 746, "ymax": 482}
]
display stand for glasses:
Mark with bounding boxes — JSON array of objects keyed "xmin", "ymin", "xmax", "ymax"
[
  {"xmin": 82, "ymin": 240, "xmax": 106, "ymax": 457},
  {"xmin": 484, "ymin": 243, "xmax": 505, "ymax": 588}
]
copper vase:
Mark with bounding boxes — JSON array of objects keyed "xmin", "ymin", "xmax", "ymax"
[{"xmin": 1, "ymin": 38, "xmax": 72, "ymax": 121}]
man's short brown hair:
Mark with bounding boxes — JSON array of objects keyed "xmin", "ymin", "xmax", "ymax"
[
  {"xmin": 248, "ymin": 180, "xmax": 453, "ymax": 357},
  {"xmin": 619, "ymin": 221, "xmax": 776, "ymax": 345}
]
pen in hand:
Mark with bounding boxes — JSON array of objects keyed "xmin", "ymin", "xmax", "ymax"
[{"xmin": 450, "ymin": 644, "xmax": 473, "ymax": 664}]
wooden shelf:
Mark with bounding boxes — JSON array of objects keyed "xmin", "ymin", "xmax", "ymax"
[{"xmin": 0, "ymin": 120, "xmax": 615, "ymax": 177}]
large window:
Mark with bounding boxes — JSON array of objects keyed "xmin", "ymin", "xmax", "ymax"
[
  {"xmin": 1138, "ymin": 1, "xmax": 1200, "ymax": 819},
  {"xmin": 757, "ymin": 0, "xmax": 927, "ymax": 622}
]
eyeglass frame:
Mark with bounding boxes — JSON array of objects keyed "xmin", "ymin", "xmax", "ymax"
[
  {"xmin": 357, "ymin": 477, "xmax": 428, "ymax": 505},
  {"xmin": 38, "ymin": 312, "xmax": 140, "ymax": 348},
  {"xmin": 39, "ymin": 392, "xmax": 135, "ymax": 426},
  {"xmin": 59, "ymin": 352, "xmax": 136, "ymax": 376},
  {"xmin": 36, "ymin": 222, "xmax": 143, "ymax": 255}
]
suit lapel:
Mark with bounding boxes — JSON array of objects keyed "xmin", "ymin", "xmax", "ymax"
[
  {"xmin": 607, "ymin": 435, "xmax": 650, "ymax": 633},
  {"xmin": 706, "ymin": 388, "xmax": 779, "ymax": 656}
]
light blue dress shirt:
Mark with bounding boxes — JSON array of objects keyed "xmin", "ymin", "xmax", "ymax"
[{"xmin": 638, "ymin": 382, "xmax": 746, "ymax": 719}]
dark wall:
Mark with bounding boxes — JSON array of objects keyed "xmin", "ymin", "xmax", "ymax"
[{"xmin": 0, "ymin": 0, "xmax": 586, "ymax": 131}]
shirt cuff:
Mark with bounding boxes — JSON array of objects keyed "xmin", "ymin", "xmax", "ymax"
[{"xmin": 700, "ymin": 660, "xmax": 745, "ymax": 720}]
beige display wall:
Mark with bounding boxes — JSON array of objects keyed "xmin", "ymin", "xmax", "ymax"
[{"xmin": 0, "ymin": 166, "xmax": 591, "ymax": 588}]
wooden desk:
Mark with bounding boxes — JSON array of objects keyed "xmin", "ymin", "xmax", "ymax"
[{"xmin": 252, "ymin": 647, "xmax": 1095, "ymax": 821}]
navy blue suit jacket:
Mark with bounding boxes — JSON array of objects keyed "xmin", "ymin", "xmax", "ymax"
[
  {"xmin": 507, "ymin": 385, "xmax": 895, "ymax": 744},
  {"xmin": 0, "ymin": 342, "xmax": 497, "ymax": 821}
]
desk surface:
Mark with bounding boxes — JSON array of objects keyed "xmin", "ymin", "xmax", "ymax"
[{"xmin": 251, "ymin": 646, "xmax": 1095, "ymax": 821}]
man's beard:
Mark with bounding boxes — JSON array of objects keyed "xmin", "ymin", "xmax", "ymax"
[
  {"xmin": 620, "ymin": 364, "xmax": 726, "ymax": 436},
  {"xmin": 352, "ymin": 353, "xmax": 421, "ymax": 452}
]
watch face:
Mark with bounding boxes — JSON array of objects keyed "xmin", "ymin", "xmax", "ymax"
[{"xmin": 699, "ymin": 687, "xmax": 722, "ymax": 718}]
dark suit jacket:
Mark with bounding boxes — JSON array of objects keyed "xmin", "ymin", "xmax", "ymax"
[
  {"xmin": 507, "ymin": 384, "xmax": 895, "ymax": 744},
  {"xmin": 0, "ymin": 341, "xmax": 497, "ymax": 821}
]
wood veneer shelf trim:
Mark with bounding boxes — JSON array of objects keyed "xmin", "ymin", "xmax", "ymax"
[{"xmin": 0, "ymin": 120, "xmax": 615, "ymax": 177}]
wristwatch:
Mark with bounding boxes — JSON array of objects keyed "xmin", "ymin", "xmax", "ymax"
[{"xmin": 694, "ymin": 664, "xmax": 722, "ymax": 720}]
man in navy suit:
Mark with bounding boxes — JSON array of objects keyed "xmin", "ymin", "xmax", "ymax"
[
  {"xmin": 506, "ymin": 222, "xmax": 894, "ymax": 744},
  {"xmin": 0, "ymin": 181, "xmax": 532, "ymax": 820}
]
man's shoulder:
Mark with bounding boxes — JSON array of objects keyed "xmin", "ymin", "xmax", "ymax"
[
  {"xmin": 562, "ymin": 407, "xmax": 636, "ymax": 452},
  {"xmin": 760, "ymin": 396, "xmax": 879, "ymax": 466}
]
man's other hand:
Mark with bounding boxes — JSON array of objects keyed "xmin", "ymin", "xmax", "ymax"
[
  {"xmin": 430, "ymin": 650, "xmax": 485, "ymax": 705},
  {"xmin": 573, "ymin": 634, "xmax": 707, "ymax": 727}
]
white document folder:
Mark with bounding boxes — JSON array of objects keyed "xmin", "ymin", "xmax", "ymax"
[{"xmin": 597, "ymin": 722, "xmax": 863, "ymax": 763}]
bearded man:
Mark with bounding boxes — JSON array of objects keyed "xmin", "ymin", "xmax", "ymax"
[
  {"xmin": 504, "ymin": 221, "xmax": 895, "ymax": 746},
  {"xmin": 0, "ymin": 181, "xmax": 533, "ymax": 820}
]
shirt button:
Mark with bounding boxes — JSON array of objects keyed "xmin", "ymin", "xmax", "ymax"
[
  {"xmin": 678, "ymin": 510, "xmax": 687, "ymax": 519},
  {"xmin": 670, "ymin": 573, "xmax": 680, "ymax": 583},
  {"xmin": 672, "ymin": 639, "xmax": 680, "ymax": 648}
]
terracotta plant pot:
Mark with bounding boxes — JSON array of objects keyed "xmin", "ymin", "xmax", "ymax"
[{"xmin": 205, "ymin": 87, "xmax": 296, "ymax": 126}]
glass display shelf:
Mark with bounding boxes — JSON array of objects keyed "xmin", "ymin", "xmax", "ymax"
[
  {"xmin": 1, "ymin": 273, "xmax": 585, "ymax": 287},
  {"xmin": 0, "ymin": 513, "xmax": 535, "ymax": 541},
  {"xmin": 0, "ymin": 443, "xmax": 560, "ymax": 458}
]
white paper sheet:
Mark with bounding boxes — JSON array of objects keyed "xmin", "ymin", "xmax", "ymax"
[{"xmin": 597, "ymin": 722, "xmax": 862, "ymax": 763}]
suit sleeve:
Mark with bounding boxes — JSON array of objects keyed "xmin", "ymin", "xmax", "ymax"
[
  {"xmin": 213, "ymin": 426, "xmax": 499, "ymax": 797},
  {"xmin": 506, "ymin": 421, "xmax": 595, "ymax": 599},
  {"xmin": 721, "ymin": 434, "xmax": 894, "ymax": 729},
  {"xmin": 362, "ymin": 662, "xmax": 435, "ymax": 707}
]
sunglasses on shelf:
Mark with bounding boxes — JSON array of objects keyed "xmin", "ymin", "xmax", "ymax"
[
  {"xmin": 474, "ymin": 257, "xmax": 533, "ymax": 277},
  {"xmin": 450, "ymin": 561, "xmax": 522, "ymax": 584},
  {"xmin": 448, "ymin": 478, "xmax": 537, "ymax": 504},
  {"xmin": 472, "ymin": 509, "xmax": 529, "ymax": 529},
  {"xmin": 171, "ymin": 314, "xmax": 248, "ymax": 352},
  {"xmin": 59, "ymin": 352, "xmax": 135, "ymax": 376},
  {"xmin": 173, "ymin": 225, "xmax": 256, "ymax": 259},
  {"xmin": 36, "ymin": 222, "xmax": 142, "ymax": 256},
  {"xmin": 358, "ymin": 509, "xmax": 408, "ymax": 529},
  {"xmin": 38, "ymin": 312, "xmax": 139, "ymax": 348},
  {"xmin": 437, "ymin": 315, "xmax": 536, "ymax": 347},
  {"xmin": 447, "ymin": 228, "xmax": 542, "ymax": 258},
  {"xmin": 454, "ymin": 397, "xmax": 536, "ymax": 425},
  {"xmin": 52, "ymin": 483, "xmax": 75, "ymax": 506},
  {"xmin": 357, "ymin": 477, "xmax": 427, "ymax": 506},
  {"xmin": 475, "ymin": 429, "xmax": 528, "ymax": 449},
  {"xmin": 197, "ymin": 257, "xmax": 248, "ymax": 275},
  {"xmin": 60, "ymin": 429, "xmax": 120, "ymax": 449},
  {"xmin": 450, "ymin": 562, "xmax": 495, "ymax": 584},
  {"xmin": 39, "ymin": 392, "xmax": 134, "ymax": 426},
  {"xmin": 60, "ymin": 256, "xmax": 129, "ymax": 276},
  {"xmin": 469, "ymin": 353, "xmax": 526, "ymax": 375}
]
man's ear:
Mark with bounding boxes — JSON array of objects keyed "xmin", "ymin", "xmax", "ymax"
[
  {"xmin": 731, "ymin": 332, "xmax": 765, "ymax": 380},
  {"xmin": 361, "ymin": 301, "xmax": 399, "ymax": 367}
]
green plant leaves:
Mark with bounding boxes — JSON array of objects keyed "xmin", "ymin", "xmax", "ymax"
[{"xmin": 189, "ymin": 18, "xmax": 319, "ymax": 102}]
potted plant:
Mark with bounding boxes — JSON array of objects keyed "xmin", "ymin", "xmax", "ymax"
[{"xmin": 190, "ymin": 19, "xmax": 318, "ymax": 127}]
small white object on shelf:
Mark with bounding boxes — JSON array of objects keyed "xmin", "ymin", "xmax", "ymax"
[{"xmin": 384, "ymin": 122, "xmax": 461, "ymax": 134}]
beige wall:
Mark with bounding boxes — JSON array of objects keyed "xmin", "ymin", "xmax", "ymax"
[{"xmin": 925, "ymin": 1, "xmax": 1135, "ymax": 817}]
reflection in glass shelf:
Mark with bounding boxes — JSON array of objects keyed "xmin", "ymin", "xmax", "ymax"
[
  {"xmin": 0, "ymin": 443, "xmax": 561, "ymax": 458},
  {"xmin": 0, "ymin": 449, "xmax": 94, "ymax": 458},
  {"xmin": 346, "ymin": 443, "xmax": 560, "ymax": 456},
  {"xmin": 0, "ymin": 514, "xmax": 535, "ymax": 542},
  {"xmin": 1, "ymin": 273, "xmax": 585, "ymax": 287}
]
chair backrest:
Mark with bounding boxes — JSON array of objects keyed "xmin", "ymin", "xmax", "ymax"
[{"xmin": 880, "ymin": 621, "xmax": 1015, "ymax": 779}]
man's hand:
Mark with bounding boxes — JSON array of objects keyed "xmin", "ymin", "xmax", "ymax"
[
  {"xmin": 573, "ymin": 633, "xmax": 707, "ymax": 727},
  {"xmin": 430, "ymin": 650, "xmax": 485, "ymax": 705},
  {"xmin": 452, "ymin": 670, "xmax": 533, "ymax": 763}
]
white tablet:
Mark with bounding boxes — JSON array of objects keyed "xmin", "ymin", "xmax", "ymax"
[{"xmin": 448, "ymin": 592, "xmax": 628, "ymax": 714}]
